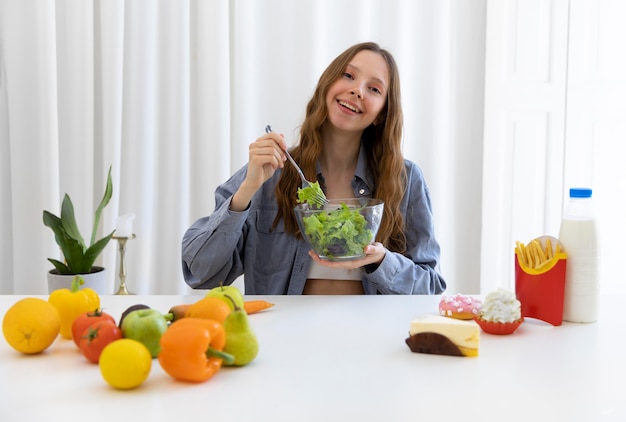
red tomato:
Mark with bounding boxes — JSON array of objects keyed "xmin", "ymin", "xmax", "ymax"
[
  {"xmin": 71, "ymin": 309, "xmax": 116, "ymax": 347},
  {"xmin": 78, "ymin": 321, "xmax": 123, "ymax": 363}
]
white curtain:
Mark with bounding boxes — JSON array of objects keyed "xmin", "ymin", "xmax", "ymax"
[{"xmin": 0, "ymin": 0, "xmax": 486, "ymax": 295}]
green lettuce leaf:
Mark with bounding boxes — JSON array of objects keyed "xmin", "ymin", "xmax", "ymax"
[
  {"xmin": 301, "ymin": 203, "xmax": 372, "ymax": 259},
  {"xmin": 297, "ymin": 182, "xmax": 325, "ymax": 205}
]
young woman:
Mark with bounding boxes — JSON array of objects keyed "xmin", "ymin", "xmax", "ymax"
[{"xmin": 182, "ymin": 42, "xmax": 446, "ymax": 295}]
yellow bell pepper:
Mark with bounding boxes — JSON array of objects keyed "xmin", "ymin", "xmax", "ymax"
[{"xmin": 48, "ymin": 276, "xmax": 100, "ymax": 339}]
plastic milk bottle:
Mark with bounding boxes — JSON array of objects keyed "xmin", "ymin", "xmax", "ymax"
[{"xmin": 558, "ymin": 188, "xmax": 599, "ymax": 323}]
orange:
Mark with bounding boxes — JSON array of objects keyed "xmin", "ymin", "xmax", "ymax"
[
  {"xmin": 2, "ymin": 297, "xmax": 61, "ymax": 354},
  {"xmin": 185, "ymin": 296, "xmax": 231, "ymax": 323},
  {"xmin": 99, "ymin": 339, "xmax": 152, "ymax": 389}
]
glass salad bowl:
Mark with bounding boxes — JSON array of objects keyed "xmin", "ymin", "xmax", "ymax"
[{"xmin": 294, "ymin": 198, "xmax": 384, "ymax": 261}]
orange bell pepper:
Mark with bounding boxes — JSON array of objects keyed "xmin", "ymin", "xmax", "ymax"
[{"xmin": 158, "ymin": 317, "xmax": 234, "ymax": 383}]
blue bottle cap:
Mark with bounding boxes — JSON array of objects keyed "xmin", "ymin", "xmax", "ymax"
[{"xmin": 569, "ymin": 188, "xmax": 592, "ymax": 198}]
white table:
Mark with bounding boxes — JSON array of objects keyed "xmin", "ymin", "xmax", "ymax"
[{"xmin": 0, "ymin": 294, "xmax": 623, "ymax": 422}]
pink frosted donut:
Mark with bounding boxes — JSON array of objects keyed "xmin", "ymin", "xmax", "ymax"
[{"xmin": 439, "ymin": 294, "xmax": 483, "ymax": 320}]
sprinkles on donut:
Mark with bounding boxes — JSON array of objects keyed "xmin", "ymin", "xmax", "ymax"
[{"xmin": 439, "ymin": 294, "xmax": 483, "ymax": 320}]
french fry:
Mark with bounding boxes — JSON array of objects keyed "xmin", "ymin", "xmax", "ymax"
[
  {"xmin": 531, "ymin": 241, "xmax": 542, "ymax": 269},
  {"xmin": 516, "ymin": 236, "xmax": 563, "ymax": 271},
  {"xmin": 515, "ymin": 241, "xmax": 527, "ymax": 267},
  {"xmin": 545, "ymin": 238, "xmax": 553, "ymax": 260},
  {"xmin": 532, "ymin": 239, "xmax": 547, "ymax": 266},
  {"xmin": 525, "ymin": 243, "xmax": 534, "ymax": 268}
]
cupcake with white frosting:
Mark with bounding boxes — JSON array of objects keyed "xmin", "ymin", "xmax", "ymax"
[{"xmin": 474, "ymin": 288, "xmax": 523, "ymax": 335}]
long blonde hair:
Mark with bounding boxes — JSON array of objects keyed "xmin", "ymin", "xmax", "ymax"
[{"xmin": 273, "ymin": 42, "xmax": 407, "ymax": 253}]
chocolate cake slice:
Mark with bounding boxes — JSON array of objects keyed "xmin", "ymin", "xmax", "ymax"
[{"xmin": 406, "ymin": 314, "xmax": 480, "ymax": 357}]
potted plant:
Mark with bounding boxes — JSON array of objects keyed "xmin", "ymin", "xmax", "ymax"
[{"xmin": 43, "ymin": 166, "xmax": 115, "ymax": 294}]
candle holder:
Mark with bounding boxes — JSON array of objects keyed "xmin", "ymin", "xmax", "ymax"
[{"xmin": 112, "ymin": 234, "xmax": 136, "ymax": 295}]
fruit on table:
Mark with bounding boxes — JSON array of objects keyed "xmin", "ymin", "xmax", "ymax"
[
  {"xmin": 71, "ymin": 309, "xmax": 116, "ymax": 347},
  {"xmin": 205, "ymin": 284, "xmax": 245, "ymax": 311},
  {"xmin": 120, "ymin": 308, "xmax": 168, "ymax": 358},
  {"xmin": 99, "ymin": 338, "xmax": 152, "ymax": 389},
  {"xmin": 165, "ymin": 303, "xmax": 191, "ymax": 322},
  {"xmin": 2, "ymin": 297, "xmax": 61, "ymax": 354},
  {"xmin": 158, "ymin": 317, "xmax": 233, "ymax": 382},
  {"xmin": 118, "ymin": 304, "xmax": 151, "ymax": 328},
  {"xmin": 48, "ymin": 275, "xmax": 100, "ymax": 339},
  {"xmin": 222, "ymin": 296, "xmax": 259, "ymax": 366},
  {"xmin": 185, "ymin": 296, "xmax": 232, "ymax": 324},
  {"xmin": 78, "ymin": 320, "xmax": 123, "ymax": 363}
]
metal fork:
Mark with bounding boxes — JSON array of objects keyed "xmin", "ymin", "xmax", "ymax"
[{"xmin": 265, "ymin": 125, "xmax": 328, "ymax": 207}]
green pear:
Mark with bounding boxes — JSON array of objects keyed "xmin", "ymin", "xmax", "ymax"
[{"xmin": 222, "ymin": 295, "xmax": 259, "ymax": 366}]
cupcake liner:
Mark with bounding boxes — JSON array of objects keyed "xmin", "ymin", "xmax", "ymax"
[{"xmin": 474, "ymin": 316, "xmax": 523, "ymax": 335}]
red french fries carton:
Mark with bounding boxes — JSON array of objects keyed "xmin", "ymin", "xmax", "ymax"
[{"xmin": 514, "ymin": 236, "xmax": 567, "ymax": 326}]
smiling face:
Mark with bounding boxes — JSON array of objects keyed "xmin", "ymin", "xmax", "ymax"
[{"xmin": 325, "ymin": 50, "xmax": 390, "ymax": 135}]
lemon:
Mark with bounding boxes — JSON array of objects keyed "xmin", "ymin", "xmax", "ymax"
[
  {"xmin": 99, "ymin": 339, "xmax": 152, "ymax": 389},
  {"xmin": 2, "ymin": 297, "xmax": 61, "ymax": 354}
]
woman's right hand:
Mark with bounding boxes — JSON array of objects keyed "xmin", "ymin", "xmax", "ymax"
[
  {"xmin": 230, "ymin": 131, "xmax": 287, "ymax": 211},
  {"xmin": 246, "ymin": 131, "xmax": 287, "ymax": 189}
]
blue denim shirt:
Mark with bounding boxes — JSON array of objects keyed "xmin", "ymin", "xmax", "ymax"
[{"xmin": 182, "ymin": 147, "xmax": 446, "ymax": 295}]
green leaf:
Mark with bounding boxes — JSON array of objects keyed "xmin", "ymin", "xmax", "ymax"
[
  {"xmin": 297, "ymin": 181, "xmax": 325, "ymax": 206},
  {"xmin": 80, "ymin": 231, "xmax": 115, "ymax": 273},
  {"xmin": 90, "ymin": 166, "xmax": 113, "ymax": 246},
  {"xmin": 43, "ymin": 211, "xmax": 65, "ymax": 246},
  {"xmin": 47, "ymin": 258, "xmax": 71, "ymax": 274},
  {"xmin": 59, "ymin": 194, "xmax": 86, "ymax": 250},
  {"xmin": 301, "ymin": 203, "xmax": 372, "ymax": 258},
  {"xmin": 59, "ymin": 231, "xmax": 92, "ymax": 274},
  {"xmin": 43, "ymin": 211, "xmax": 82, "ymax": 265}
]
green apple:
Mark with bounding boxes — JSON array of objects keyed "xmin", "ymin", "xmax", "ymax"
[
  {"xmin": 205, "ymin": 285, "xmax": 245, "ymax": 311},
  {"xmin": 118, "ymin": 304, "xmax": 151, "ymax": 328},
  {"xmin": 120, "ymin": 308, "xmax": 168, "ymax": 358}
]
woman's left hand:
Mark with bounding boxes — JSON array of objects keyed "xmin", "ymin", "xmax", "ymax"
[{"xmin": 308, "ymin": 242, "xmax": 386, "ymax": 269}]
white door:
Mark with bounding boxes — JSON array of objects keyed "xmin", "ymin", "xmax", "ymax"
[
  {"xmin": 565, "ymin": 0, "xmax": 626, "ymax": 295},
  {"xmin": 482, "ymin": 0, "xmax": 625, "ymax": 294},
  {"xmin": 482, "ymin": 0, "xmax": 569, "ymax": 292}
]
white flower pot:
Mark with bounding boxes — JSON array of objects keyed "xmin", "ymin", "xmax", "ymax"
[{"xmin": 47, "ymin": 266, "xmax": 110, "ymax": 295}]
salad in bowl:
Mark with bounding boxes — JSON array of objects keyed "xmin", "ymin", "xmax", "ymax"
[{"xmin": 294, "ymin": 184, "xmax": 384, "ymax": 261}]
